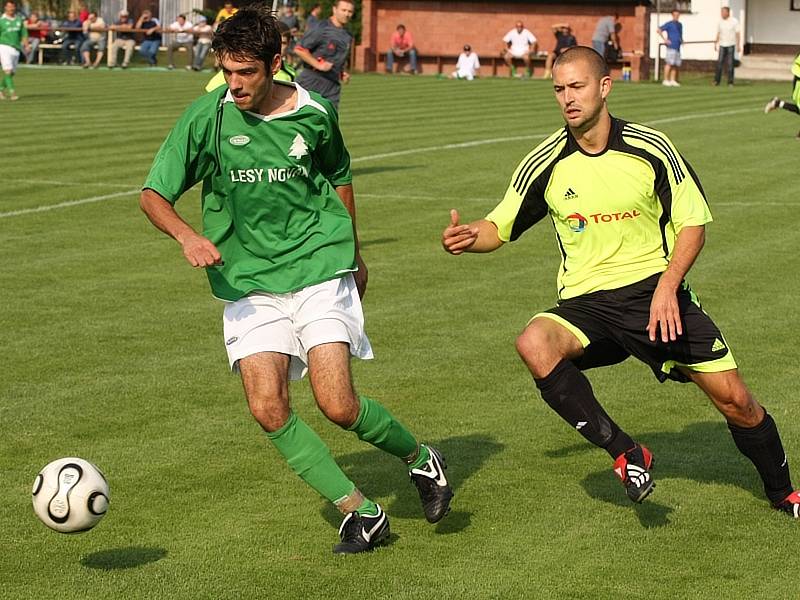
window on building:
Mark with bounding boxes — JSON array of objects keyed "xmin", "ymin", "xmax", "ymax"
[{"xmin": 792, "ymin": 0, "xmax": 800, "ymax": 11}]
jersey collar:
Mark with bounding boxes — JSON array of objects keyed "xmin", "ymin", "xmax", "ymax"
[{"xmin": 223, "ymin": 81, "xmax": 328, "ymax": 121}]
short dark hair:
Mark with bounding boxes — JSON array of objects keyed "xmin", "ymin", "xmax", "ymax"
[
  {"xmin": 212, "ymin": 6, "xmax": 281, "ymax": 67},
  {"xmin": 553, "ymin": 46, "xmax": 610, "ymax": 79}
]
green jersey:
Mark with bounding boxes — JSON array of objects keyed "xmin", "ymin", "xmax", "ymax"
[
  {"xmin": 144, "ymin": 82, "xmax": 355, "ymax": 301},
  {"xmin": 487, "ymin": 117, "xmax": 711, "ymax": 300},
  {"xmin": 0, "ymin": 14, "xmax": 27, "ymax": 50}
]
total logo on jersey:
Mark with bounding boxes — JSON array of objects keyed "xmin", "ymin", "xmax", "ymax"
[{"xmin": 566, "ymin": 210, "xmax": 642, "ymax": 232}]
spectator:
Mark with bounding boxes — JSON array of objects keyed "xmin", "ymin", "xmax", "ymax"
[
  {"xmin": 214, "ymin": 1, "xmax": 237, "ymax": 28},
  {"xmin": 294, "ymin": 0, "xmax": 355, "ymax": 108},
  {"xmin": 450, "ymin": 43, "xmax": 479, "ymax": 80},
  {"xmin": 658, "ymin": 10, "xmax": 683, "ymax": 87},
  {"xmin": 304, "ymin": 3, "xmax": 321, "ymax": 32},
  {"xmin": 136, "ymin": 9, "xmax": 161, "ymax": 67},
  {"xmin": 167, "ymin": 13, "xmax": 194, "ymax": 70},
  {"xmin": 502, "ymin": 21, "xmax": 537, "ymax": 78},
  {"xmin": 77, "ymin": 2, "xmax": 89, "ymax": 23},
  {"xmin": 592, "ymin": 14, "xmax": 620, "ymax": 58},
  {"xmin": 24, "ymin": 11, "xmax": 47, "ymax": 64},
  {"xmin": 542, "ymin": 23, "xmax": 576, "ymax": 79},
  {"xmin": 109, "ymin": 10, "xmax": 135, "ymax": 69},
  {"xmin": 714, "ymin": 6, "xmax": 740, "ymax": 87},
  {"xmin": 279, "ymin": 5, "xmax": 299, "ymax": 33},
  {"xmin": 191, "ymin": 15, "xmax": 212, "ymax": 71},
  {"xmin": 385, "ymin": 23, "xmax": 417, "ymax": 74},
  {"xmin": 80, "ymin": 11, "xmax": 106, "ymax": 69},
  {"xmin": 58, "ymin": 10, "xmax": 83, "ymax": 65}
]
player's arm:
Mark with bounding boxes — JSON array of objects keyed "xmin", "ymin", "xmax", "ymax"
[
  {"xmin": 140, "ymin": 189, "xmax": 222, "ymax": 268},
  {"xmin": 334, "ymin": 184, "xmax": 367, "ymax": 298},
  {"xmin": 442, "ymin": 210, "xmax": 503, "ymax": 255}
]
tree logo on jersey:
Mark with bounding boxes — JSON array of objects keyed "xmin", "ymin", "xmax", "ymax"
[
  {"xmin": 566, "ymin": 213, "xmax": 587, "ymax": 233},
  {"xmin": 288, "ymin": 134, "xmax": 309, "ymax": 160},
  {"xmin": 229, "ymin": 135, "xmax": 251, "ymax": 146},
  {"xmin": 564, "ymin": 187, "xmax": 578, "ymax": 201}
]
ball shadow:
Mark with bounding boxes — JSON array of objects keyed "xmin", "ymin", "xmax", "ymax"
[{"xmin": 81, "ymin": 546, "xmax": 167, "ymax": 570}]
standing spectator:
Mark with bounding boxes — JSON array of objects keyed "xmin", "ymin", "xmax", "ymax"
[
  {"xmin": 191, "ymin": 15, "xmax": 212, "ymax": 71},
  {"xmin": 304, "ymin": 3, "xmax": 321, "ymax": 32},
  {"xmin": 763, "ymin": 53, "xmax": 800, "ymax": 139},
  {"xmin": 385, "ymin": 23, "xmax": 417, "ymax": 74},
  {"xmin": 166, "ymin": 14, "xmax": 194, "ymax": 70},
  {"xmin": 450, "ymin": 43, "xmax": 479, "ymax": 80},
  {"xmin": 294, "ymin": 0, "xmax": 354, "ymax": 109},
  {"xmin": 542, "ymin": 23, "xmax": 576, "ymax": 79},
  {"xmin": 214, "ymin": 1, "xmax": 237, "ymax": 28},
  {"xmin": 279, "ymin": 5, "xmax": 299, "ymax": 33},
  {"xmin": 80, "ymin": 11, "xmax": 106, "ymax": 69},
  {"xmin": 23, "ymin": 11, "xmax": 47, "ymax": 64},
  {"xmin": 0, "ymin": 0, "xmax": 28, "ymax": 100},
  {"xmin": 136, "ymin": 9, "xmax": 161, "ymax": 67},
  {"xmin": 659, "ymin": 10, "xmax": 683, "ymax": 87},
  {"xmin": 109, "ymin": 10, "xmax": 135, "ymax": 68},
  {"xmin": 714, "ymin": 6, "xmax": 740, "ymax": 87},
  {"xmin": 592, "ymin": 14, "xmax": 619, "ymax": 59},
  {"xmin": 502, "ymin": 21, "xmax": 537, "ymax": 78},
  {"xmin": 58, "ymin": 10, "xmax": 83, "ymax": 65}
]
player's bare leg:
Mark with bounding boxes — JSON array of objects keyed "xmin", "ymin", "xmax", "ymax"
[{"xmin": 685, "ymin": 368, "xmax": 798, "ymax": 515}]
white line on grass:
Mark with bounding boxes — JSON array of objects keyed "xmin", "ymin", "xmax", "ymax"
[
  {"xmin": 8, "ymin": 178, "xmax": 137, "ymax": 189},
  {"xmin": 0, "ymin": 189, "xmax": 140, "ymax": 219}
]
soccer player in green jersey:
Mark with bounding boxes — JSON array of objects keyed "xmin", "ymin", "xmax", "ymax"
[
  {"xmin": 764, "ymin": 53, "xmax": 800, "ymax": 139},
  {"xmin": 140, "ymin": 7, "xmax": 452, "ymax": 554},
  {"xmin": 0, "ymin": 0, "xmax": 29, "ymax": 101},
  {"xmin": 442, "ymin": 46, "xmax": 800, "ymax": 517}
]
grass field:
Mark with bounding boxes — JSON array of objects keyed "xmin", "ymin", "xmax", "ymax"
[{"xmin": 2, "ymin": 66, "xmax": 800, "ymax": 599}]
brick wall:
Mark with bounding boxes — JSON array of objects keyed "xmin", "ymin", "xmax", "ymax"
[{"xmin": 356, "ymin": 1, "xmax": 651, "ymax": 80}]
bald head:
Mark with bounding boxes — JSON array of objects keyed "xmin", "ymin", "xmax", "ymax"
[{"xmin": 553, "ymin": 46, "xmax": 609, "ymax": 80}]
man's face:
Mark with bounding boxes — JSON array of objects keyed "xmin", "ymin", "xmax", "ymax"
[
  {"xmin": 332, "ymin": 1, "xmax": 354, "ymax": 25},
  {"xmin": 515, "ymin": 21, "xmax": 523, "ymax": 33},
  {"xmin": 397, "ymin": 26, "xmax": 405, "ymax": 36},
  {"xmin": 67, "ymin": 11, "xmax": 76, "ymax": 20},
  {"xmin": 4, "ymin": 2, "xmax": 15, "ymax": 16},
  {"xmin": 552, "ymin": 58, "xmax": 611, "ymax": 133},
  {"xmin": 177, "ymin": 15, "xmax": 185, "ymax": 24},
  {"xmin": 221, "ymin": 53, "xmax": 280, "ymax": 112},
  {"xmin": 224, "ymin": 3, "xmax": 233, "ymax": 11},
  {"xmin": 142, "ymin": 10, "xmax": 151, "ymax": 19},
  {"xmin": 672, "ymin": 10, "xmax": 680, "ymax": 21},
  {"xmin": 721, "ymin": 7, "xmax": 730, "ymax": 19},
  {"xmin": 88, "ymin": 12, "xmax": 96, "ymax": 21}
]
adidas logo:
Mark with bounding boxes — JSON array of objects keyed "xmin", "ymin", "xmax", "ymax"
[
  {"xmin": 564, "ymin": 187, "xmax": 578, "ymax": 201},
  {"xmin": 712, "ymin": 338, "xmax": 726, "ymax": 352}
]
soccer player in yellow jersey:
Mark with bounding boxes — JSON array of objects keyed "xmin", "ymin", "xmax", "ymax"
[{"xmin": 442, "ymin": 46, "xmax": 800, "ymax": 517}]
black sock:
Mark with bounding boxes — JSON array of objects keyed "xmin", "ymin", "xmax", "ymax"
[
  {"xmin": 534, "ymin": 359, "xmax": 634, "ymax": 458},
  {"xmin": 728, "ymin": 412, "xmax": 792, "ymax": 504},
  {"xmin": 783, "ymin": 102, "xmax": 800, "ymax": 114}
]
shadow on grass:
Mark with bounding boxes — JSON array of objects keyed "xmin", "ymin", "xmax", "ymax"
[
  {"xmin": 546, "ymin": 421, "xmax": 762, "ymax": 527},
  {"xmin": 360, "ymin": 237, "xmax": 399, "ymax": 249},
  {"xmin": 351, "ymin": 165, "xmax": 418, "ymax": 177},
  {"xmin": 320, "ymin": 434, "xmax": 503, "ymax": 536},
  {"xmin": 81, "ymin": 546, "xmax": 167, "ymax": 570}
]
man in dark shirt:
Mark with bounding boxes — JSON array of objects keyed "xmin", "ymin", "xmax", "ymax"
[
  {"xmin": 136, "ymin": 9, "xmax": 161, "ymax": 66},
  {"xmin": 59, "ymin": 10, "xmax": 83, "ymax": 65},
  {"xmin": 294, "ymin": 0, "xmax": 353, "ymax": 108},
  {"xmin": 543, "ymin": 23, "xmax": 576, "ymax": 79}
]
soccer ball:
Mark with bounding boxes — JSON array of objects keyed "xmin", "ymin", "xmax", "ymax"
[{"xmin": 31, "ymin": 457, "xmax": 110, "ymax": 533}]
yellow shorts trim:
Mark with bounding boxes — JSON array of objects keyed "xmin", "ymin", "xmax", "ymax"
[
  {"xmin": 529, "ymin": 312, "xmax": 591, "ymax": 348},
  {"xmin": 661, "ymin": 349, "xmax": 737, "ymax": 375}
]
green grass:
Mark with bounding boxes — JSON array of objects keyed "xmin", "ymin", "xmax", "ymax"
[{"xmin": 2, "ymin": 67, "xmax": 800, "ymax": 599}]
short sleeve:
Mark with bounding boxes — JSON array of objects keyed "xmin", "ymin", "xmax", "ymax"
[
  {"xmin": 314, "ymin": 99, "xmax": 352, "ymax": 186},
  {"xmin": 297, "ymin": 25, "xmax": 323, "ymax": 53}
]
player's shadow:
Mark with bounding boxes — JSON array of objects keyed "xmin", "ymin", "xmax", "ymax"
[
  {"xmin": 80, "ymin": 546, "xmax": 167, "ymax": 570},
  {"xmin": 360, "ymin": 237, "xmax": 399, "ymax": 249},
  {"xmin": 546, "ymin": 421, "xmax": 760, "ymax": 528},
  {"xmin": 351, "ymin": 165, "xmax": 418, "ymax": 177},
  {"xmin": 320, "ymin": 433, "xmax": 503, "ymax": 537}
]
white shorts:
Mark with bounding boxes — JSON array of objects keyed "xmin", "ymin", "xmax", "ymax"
[
  {"xmin": 222, "ymin": 273, "xmax": 373, "ymax": 380},
  {"xmin": 665, "ymin": 48, "xmax": 682, "ymax": 67},
  {"xmin": 0, "ymin": 44, "xmax": 20, "ymax": 72}
]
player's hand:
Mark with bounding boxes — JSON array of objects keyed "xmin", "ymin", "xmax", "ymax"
[
  {"xmin": 354, "ymin": 253, "xmax": 368, "ymax": 299},
  {"xmin": 647, "ymin": 280, "xmax": 682, "ymax": 343},
  {"xmin": 316, "ymin": 59, "xmax": 333, "ymax": 72},
  {"xmin": 180, "ymin": 232, "xmax": 223, "ymax": 268},
  {"xmin": 442, "ymin": 209, "xmax": 478, "ymax": 255},
  {"xmin": 341, "ymin": 71, "xmax": 351, "ymax": 84}
]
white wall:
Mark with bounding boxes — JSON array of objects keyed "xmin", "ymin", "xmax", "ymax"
[
  {"xmin": 745, "ymin": 0, "xmax": 800, "ymax": 45},
  {"xmin": 649, "ymin": 0, "xmax": 745, "ymax": 61}
]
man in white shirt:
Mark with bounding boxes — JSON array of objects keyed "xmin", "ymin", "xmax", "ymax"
[
  {"xmin": 502, "ymin": 21, "xmax": 537, "ymax": 78},
  {"xmin": 191, "ymin": 15, "xmax": 213, "ymax": 71},
  {"xmin": 714, "ymin": 6, "xmax": 741, "ymax": 86},
  {"xmin": 450, "ymin": 43, "xmax": 480, "ymax": 80},
  {"xmin": 79, "ymin": 11, "xmax": 106, "ymax": 69},
  {"xmin": 167, "ymin": 13, "xmax": 195, "ymax": 70}
]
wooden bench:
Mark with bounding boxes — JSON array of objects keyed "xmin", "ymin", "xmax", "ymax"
[{"xmin": 36, "ymin": 41, "xmax": 183, "ymax": 66}]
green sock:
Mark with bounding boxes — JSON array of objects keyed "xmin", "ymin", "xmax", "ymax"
[
  {"xmin": 407, "ymin": 445, "xmax": 431, "ymax": 470},
  {"xmin": 355, "ymin": 497, "xmax": 379, "ymax": 516},
  {"xmin": 266, "ymin": 411, "xmax": 355, "ymax": 505},
  {"xmin": 348, "ymin": 395, "xmax": 419, "ymax": 460},
  {"xmin": 511, "ymin": 65, "xmax": 517, "ymax": 77},
  {"xmin": 1, "ymin": 73, "xmax": 11, "ymax": 90}
]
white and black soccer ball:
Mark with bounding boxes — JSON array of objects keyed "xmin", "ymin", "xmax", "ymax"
[{"xmin": 31, "ymin": 457, "xmax": 109, "ymax": 533}]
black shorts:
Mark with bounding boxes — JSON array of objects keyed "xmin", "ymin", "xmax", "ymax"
[{"xmin": 535, "ymin": 274, "xmax": 737, "ymax": 383}]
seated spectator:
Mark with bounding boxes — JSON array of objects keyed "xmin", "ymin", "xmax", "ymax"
[
  {"xmin": 136, "ymin": 9, "xmax": 161, "ymax": 66},
  {"xmin": 191, "ymin": 15, "xmax": 213, "ymax": 71},
  {"xmin": 502, "ymin": 21, "xmax": 537, "ymax": 78},
  {"xmin": 543, "ymin": 23, "xmax": 576, "ymax": 79},
  {"xmin": 58, "ymin": 10, "xmax": 83, "ymax": 65},
  {"xmin": 24, "ymin": 11, "xmax": 48, "ymax": 64},
  {"xmin": 214, "ymin": 1, "xmax": 237, "ymax": 28},
  {"xmin": 109, "ymin": 10, "xmax": 135, "ymax": 68},
  {"xmin": 450, "ymin": 44, "xmax": 480, "ymax": 80},
  {"xmin": 78, "ymin": 1, "xmax": 89, "ymax": 23},
  {"xmin": 605, "ymin": 22, "xmax": 623, "ymax": 62},
  {"xmin": 167, "ymin": 13, "xmax": 194, "ymax": 70},
  {"xmin": 386, "ymin": 24, "xmax": 417, "ymax": 74},
  {"xmin": 80, "ymin": 11, "xmax": 106, "ymax": 69}
]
